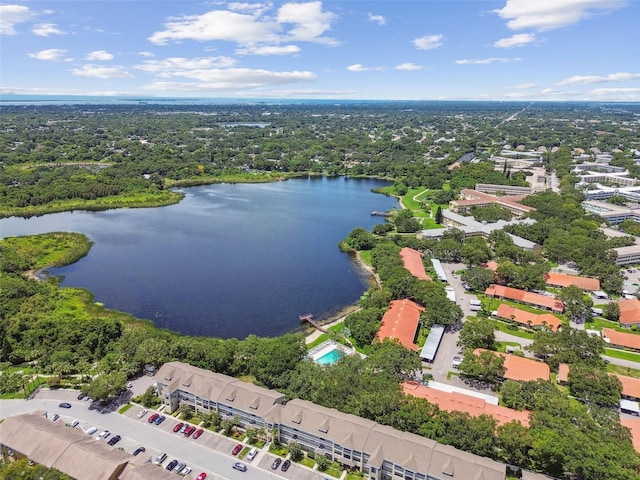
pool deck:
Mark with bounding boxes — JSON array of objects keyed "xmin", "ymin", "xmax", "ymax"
[{"xmin": 308, "ymin": 339, "xmax": 353, "ymax": 363}]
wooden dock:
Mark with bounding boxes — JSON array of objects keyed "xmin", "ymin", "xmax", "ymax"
[
  {"xmin": 371, "ymin": 211, "xmax": 392, "ymax": 217},
  {"xmin": 299, "ymin": 313, "xmax": 329, "ymax": 334}
]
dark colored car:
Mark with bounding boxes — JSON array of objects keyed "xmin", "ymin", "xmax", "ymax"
[
  {"xmin": 232, "ymin": 463, "xmax": 247, "ymax": 472},
  {"xmin": 192, "ymin": 428, "xmax": 204, "ymax": 439},
  {"xmin": 271, "ymin": 458, "xmax": 282, "ymax": 470},
  {"xmin": 184, "ymin": 425, "xmax": 196, "ymax": 437},
  {"xmin": 173, "ymin": 422, "xmax": 185, "ymax": 433},
  {"xmin": 77, "ymin": 392, "xmax": 85, "ymax": 400},
  {"xmin": 58, "ymin": 402, "xmax": 72, "ymax": 409},
  {"xmin": 232, "ymin": 444, "xmax": 243, "ymax": 455},
  {"xmin": 281, "ymin": 459, "xmax": 291, "ymax": 472},
  {"xmin": 107, "ymin": 435, "xmax": 121, "ymax": 446},
  {"xmin": 166, "ymin": 460, "xmax": 178, "ymax": 471},
  {"xmin": 154, "ymin": 415, "xmax": 166, "ymax": 425},
  {"xmin": 148, "ymin": 413, "xmax": 159, "ymax": 423},
  {"xmin": 133, "ymin": 447, "xmax": 146, "ymax": 456}
]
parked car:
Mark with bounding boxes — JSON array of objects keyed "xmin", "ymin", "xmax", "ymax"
[
  {"xmin": 192, "ymin": 428, "xmax": 204, "ymax": 439},
  {"xmin": 107, "ymin": 435, "xmax": 121, "ymax": 446},
  {"xmin": 246, "ymin": 447, "xmax": 258, "ymax": 461},
  {"xmin": 155, "ymin": 453, "xmax": 167, "ymax": 464},
  {"xmin": 452, "ymin": 356, "xmax": 462, "ymax": 368},
  {"xmin": 232, "ymin": 462, "xmax": 247, "ymax": 472},
  {"xmin": 58, "ymin": 402, "xmax": 71, "ymax": 409},
  {"xmin": 184, "ymin": 425, "xmax": 196, "ymax": 437},
  {"xmin": 173, "ymin": 422, "xmax": 185, "ymax": 433},
  {"xmin": 50, "ymin": 414, "xmax": 59, "ymax": 422},
  {"xmin": 166, "ymin": 460, "xmax": 178, "ymax": 471},
  {"xmin": 271, "ymin": 458, "xmax": 282, "ymax": 470},
  {"xmin": 196, "ymin": 473, "xmax": 207, "ymax": 480},
  {"xmin": 148, "ymin": 413, "xmax": 159, "ymax": 423},
  {"xmin": 179, "ymin": 423, "xmax": 188, "ymax": 433},
  {"xmin": 181, "ymin": 466, "xmax": 192, "ymax": 475},
  {"xmin": 127, "ymin": 382, "xmax": 133, "ymax": 388},
  {"xmin": 154, "ymin": 415, "xmax": 166, "ymax": 425},
  {"xmin": 281, "ymin": 460, "xmax": 291, "ymax": 472},
  {"xmin": 77, "ymin": 392, "xmax": 85, "ymax": 400},
  {"xmin": 174, "ymin": 462, "xmax": 186, "ymax": 473},
  {"xmin": 133, "ymin": 447, "xmax": 146, "ymax": 456},
  {"xmin": 84, "ymin": 426, "xmax": 97, "ymax": 435},
  {"xmin": 136, "ymin": 409, "xmax": 148, "ymax": 418},
  {"xmin": 232, "ymin": 444, "xmax": 243, "ymax": 455},
  {"xmin": 98, "ymin": 430, "xmax": 111, "ymax": 439},
  {"xmin": 69, "ymin": 419, "xmax": 79, "ymax": 428}
]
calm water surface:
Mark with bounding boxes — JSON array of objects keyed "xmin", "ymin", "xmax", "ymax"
[{"xmin": 0, "ymin": 177, "xmax": 397, "ymax": 338}]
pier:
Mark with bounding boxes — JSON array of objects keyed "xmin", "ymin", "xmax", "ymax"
[
  {"xmin": 371, "ymin": 211, "xmax": 392, "ymax": 217},
  {"xmin": 299, "ymin": 313, "xmax": 329, "ymax": 334}
]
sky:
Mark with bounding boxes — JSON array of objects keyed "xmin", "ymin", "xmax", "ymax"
[{"xmin": 1, "ymin": 0, "xmax": 639, "ymax": 101}]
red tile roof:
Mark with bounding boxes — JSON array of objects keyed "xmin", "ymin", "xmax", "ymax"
[
  {"xmin": 496, "ymin": 304, "xmax": 562, "ymax": 331},
  {"xmin": 602, "ymin": 328, "xmax": 640, "ymax": 350},
  {"xmin": 402, "ymin": 382, "xmax": 530, "ymax": 427},
  {"xmin": 485, "ymin": 284, "xmax": 564, "ymax": 313},
  {"xmin": 400, "ymin": 247, "xmax": 431, "ymax": 281},
  {"xmin": 376, "ymin": 299, "xmax": 425, "ymax": 351},
  {"xmin": 474, "ymin": 349, "xmax": 550, "ymax": 382},
  {"xmin": 614, "ymin": 374, "xmax": 640, "ymax": 400},
  {"xmin": 621, "ymin": 418, "xmax": 640, "ymax": 452},
  {"xmin": 483, "ymin": 260, "xmax": 499, "ymax": 272},
  {"xmin": 619, "ymin": 299, "xmax": 640, "ymax": 326},
  {"xmin": 557, "ymin": 363, "xmax": 570, "ymax": 383},
  {"xmin": 544, "ymin": 272, "xmax": 600, "ymax": 291},
  {"xmin": 454, "ymin": 189, "xmax": 536, "ymax": 214}
]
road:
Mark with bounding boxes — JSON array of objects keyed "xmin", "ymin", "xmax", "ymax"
[{"xmin": 0, "ymin": 390, "xmax": 329, "ymax": 480}]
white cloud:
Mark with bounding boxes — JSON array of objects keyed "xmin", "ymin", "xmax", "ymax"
[
  {"xmin": 148, "ymin": 2, "xmax": 338, "ymax": 47},
  {"xmin": 516, "ymin": 82, "xmax": 537, "ymax": 89},
  {"xmin": 86, "ymin": 50, "xmax": 114, "ymax": 61},
  {"xmin": 493, "ymin": 33, "xmax": 537, "ymax": 48},
  {"xmin": 395, "ymin": 63, "xmax": 423, "ymax": 71},
  {"xmin": 27, "ymin": 49, "xmax": 67, "ymax": 60},
  {"xmin": 558, "ymin": 72, "xmax": 640, "ymax": 85},
  {"xmin": 456, "ymin": 57, "xmax": 521, "ymax": 65},
  {"xmin": 72, "ymin": 64, "xmax": 134, "ymax": 79},
  {"xmin": 589, "ymin": 87, "xmax": 640, "ymax": 95},
  {"xmin": 0, "ymin": 4, "xmax": 32, "ymax": 34},
  {"xmin": 243, "ymin": 88, "xmax": 357, "ymax": 98},
  {"xmin": 135, "ymin": 56, "xmax": 237, "ymax": 74},
  {"xmin": 32, "ymin": 23, "xmax": 65, "ymax": 36},
  {"xmin": 347, "ymin": 64, "xmax": 384, "ymax": 72},
  {"xmin": 493, "ymin": 0, "xmax": 626, "ymax": 31},
  {"xmin": 368, "ymin": 12, "xmax": 386, "ymax": 26},
  {"xmin": 236, "ymin": 44, "xmax": 301, "ymax": 55},
  {"xmin": 276, "ymin": 1, "xmax": 338, "ymax": 45},
  {"xmin": 140, "ymin": 68, "xmax": 317, "ymax": 92},
  {"xmin": 138, "ymin": 51, "xmax": 155, "ymax": 58},
  {"xmin": 412, "ymin": 34, "xmax": 443, "ymax": 50}
]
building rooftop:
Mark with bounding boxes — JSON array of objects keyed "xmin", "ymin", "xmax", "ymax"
[
  {"xmin": 618, "ymin": 298, "xmax": 640, "ymax": 325},
  {"xmin": 376, "ymin": 299, "xmax": 424, "ymax": 351},
  {"xmin": 402, "ymin": 382, "xmax": 530, "ymax": 426},
  {"xmin": 602, "ymin": 328, "xmax": 640, "ymax": 350},
  {"xmin": 557, "ymin": 363, "xmax": 570, "ymax": 383},
  {"xmin": 614, "ymin": 374, "xmax": 640, "ymax": 400},
  {"xmin": 485, "ymin": 284, "xmax": 564, "ymax": 313},
  {"xmin": 474, "ymin": 349, "xmax": 550, "ymax": 382},
  {"xmin": 400, "ymin": 247, "xmax": 431, "ymax": 281},
  {"xmin": 621, "ymin": 418, "xmax": 640, "ymax": 453},
  {"xmin": 496, "ymin": 304, "xmax": 561, "ymax": 331},
  {"xmin": 544, "ymin": 272, "xmax": 601, "ymax": 291}
]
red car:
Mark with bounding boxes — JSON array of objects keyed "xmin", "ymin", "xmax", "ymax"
[
  {"xmin": 148, "ymin": 413, "xmax": 159, "ymax": 424},
  {"xmin": 196, "ymin": 474, "xmax": 207, "ymax": 480},
  {"xmin": 192, "ymin": 428, "xmax": 204, "ymax": 439},
  {"xmin": 184, "ymin": 425, "xmax": 196, "ymax": 437},
  {"xmin": 232, "ymin": 444, "xmax": 243, "ymax": 455},
  {"xmin": 173, "ymin": 422, "xmax": 185, "ymax": 433}
]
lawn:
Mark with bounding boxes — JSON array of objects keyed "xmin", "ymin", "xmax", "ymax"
[
  {"xmin": 604, "ymin": 348, "xmax": 640, "ymax": 363},
  {"xmin": 118, "ymin": 404, "xmax": 132, "ymax": 414},
  {"xmin": 490, "ymin": 319, "xmax": 535, "ymax": 340},
  {"xmin": 359, "ymin": 250, "xmax": 372, "ymax": 266},
  {"xmin": 496, "ymin": 341, "xmax": 522, "ymax": 352},
  {"xmin": 607, "ymin": 364, "xmax": 640, "ymax": 378}
]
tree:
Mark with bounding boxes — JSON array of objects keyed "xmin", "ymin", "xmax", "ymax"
[
  {"xmin": 221, "ymin": 416, "xmax": 240, "ymax": 436},
  {"xmin": 458, "ymin": 350, "xmax": 505, "ymax": 385},
  {"xmin": 458, "ymin": 319, "xmax": 495, "ymax": 350},
  {"xmin": 527, "ymin": 328, "xmax": 605, "ymax": 370},
  {"xmin": 316, "ymin": 454, "xmax": 331, "ymax": 471},
  {"xmin": 496, "ymin": 421, "xmax": 533, "ymax": 467},
  {"xmin": 460, "ymin": 266, "xmax": 495, "ymax": 292},
  {"xmin": 603, "ymin": 301, "xmax": 620, "ymax": 321},
  {"xmin": 288, "ymin": 441, "xmax": 303, "ymax": 461},
  {"xmin": 435, "ymin": 206, "xmax": 443, "ymax": 224},
  {"xmin": 344, "ymin": 227, "xmax": 377, "ymax": 251},
  {"xmin": 344, "ymin": 308, "xmax": 382, "ymax": 347},
  {"xmin": 568, "ymin": 364, "xmax": 622, "ymax": 407},
  {"xmin": 134, "ymin": 386, "xmax": 160, "ymax": 408},
  {"xmin": 178, "ymin": 401, "xmax": 194, "ymax": 420},
  {"xmin": 84, "ymin": 371, "xmax": 127, "ymax": 402},
  {"xmin": 367, "ymin": 339, "xmax": 421, "ymax": 378},
  {"xmin": 201, "ymin": 411, "xmax": 221, "ymax": 430},
  {"xmin": 394, "ymin": 209, "xmax": 420, "ymax": 233},
  {"xmin": 559, "ymin": 285, "xmax": 593, "ymax": 323}
]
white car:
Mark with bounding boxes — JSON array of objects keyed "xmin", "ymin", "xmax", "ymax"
[
  {"xmin": 84, "ymin": 427, "xmax": 97, "ymax": 435},
  {"xmin": 98, "ymin": 430, "xmax": 110, "ymax": 439},
  {"xmin": 181, "ymin": 466, "xmax": 192, "ymax": 475},
  {"xmin": 136, "ymin": 409, "xmax": 148, "ymax": 418},
  {"xmin": 452, "ymin": 356, "xmax": 462, "ymax": 368}
]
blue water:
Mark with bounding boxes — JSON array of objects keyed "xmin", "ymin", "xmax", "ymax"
[
  {"xmin": 0, "ymin": 176, "xmax": 397, "ymax": 339},
  {"xmin": 315, "ymin": 348, "xmax": 343, "ymax": 365}
]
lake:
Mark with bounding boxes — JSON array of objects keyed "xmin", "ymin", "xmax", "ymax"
[{"xmin": 0, "ymin": 176, "xmax": 398, "ymax": 338}]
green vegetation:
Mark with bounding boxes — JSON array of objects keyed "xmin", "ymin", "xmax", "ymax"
[{"xmin": 118, "ymin": 404, "xmax": 132, "ymax": 414}]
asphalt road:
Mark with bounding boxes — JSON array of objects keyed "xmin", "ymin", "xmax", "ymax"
[{"xmin": 0, "ymin": 392, "xmax": 329, "ymax": 480}]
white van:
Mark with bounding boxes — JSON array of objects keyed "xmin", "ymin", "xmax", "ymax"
[{"xmin": 246, "ymin": 447, "xmax": 259, "ymax": 462}]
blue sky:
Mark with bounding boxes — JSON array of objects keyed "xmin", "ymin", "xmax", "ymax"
[{"xmin": 1, "ymin": 0, "xmax": 639, "ymax": 100}]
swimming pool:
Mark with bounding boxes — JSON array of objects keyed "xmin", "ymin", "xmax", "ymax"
[{"xmin": 315, "ymin": 348, "xmax": 343, "ymax": 365}]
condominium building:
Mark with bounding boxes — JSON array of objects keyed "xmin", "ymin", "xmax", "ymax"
[
  {"xmin": 155, "ymin": 362, "xmax": 507, "ymax": 480},
  {"xmin": 449, "ymin": 189, "xmax": 535, "ymax": 218}
]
